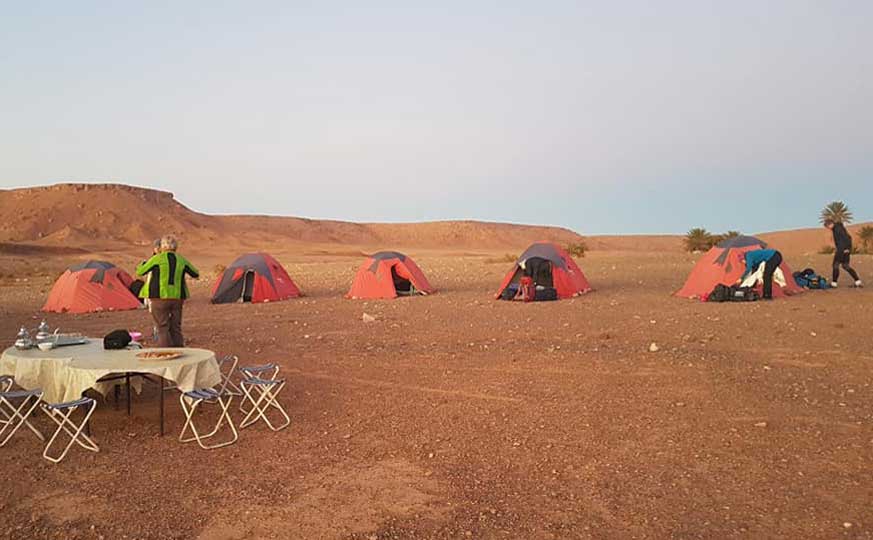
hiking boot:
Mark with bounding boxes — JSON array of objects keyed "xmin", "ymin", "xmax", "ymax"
[
  {"xmin": 853, "ymin": 280, "xmax": 863, "ymax": 288},
  {"xmin": 831, "ymin": 282, "xmax": 839, "ymax": 288}
]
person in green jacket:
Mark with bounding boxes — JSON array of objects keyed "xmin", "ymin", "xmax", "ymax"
[{"xmin": 136, "ymin": 235, "xmax": 199, "ymax": 347}]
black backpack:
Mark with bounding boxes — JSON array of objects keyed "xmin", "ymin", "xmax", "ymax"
[
  {"xmin": 103, "ymin": 329, "xmax": 132, "ymax": 350},
  {"xmin": 707, "ymin": 284, "xmax": 733, "ymax": 302}
]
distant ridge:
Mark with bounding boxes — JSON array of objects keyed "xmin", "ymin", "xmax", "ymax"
[{"xmin": 0, "ymin": 183, "xmax": 584, "ymax": 250}]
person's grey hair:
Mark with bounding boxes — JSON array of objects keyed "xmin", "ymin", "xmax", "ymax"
[
  {"xmin": 152, "ymin": 239, "xmax": 161, "ymax": 249},
  {"xmin": 160, "ymin": 235, "xmax": 178, "ymax": 252}
]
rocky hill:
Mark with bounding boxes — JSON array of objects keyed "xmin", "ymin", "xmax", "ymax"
[{"xmin": 0, "ymin": 184, "xmax": 584, "ymax": 250}]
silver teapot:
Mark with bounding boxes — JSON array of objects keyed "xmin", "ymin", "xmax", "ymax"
[
  {"xmin": 14, "ymin": 327, "xmax": 34, "ymax": 350},
  {"xmin": 36, "ymin": 320, "xmax": 51, "ymax": 342}
]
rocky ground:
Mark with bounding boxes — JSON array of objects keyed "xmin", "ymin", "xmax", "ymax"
[{"xmin": 1, "ymin": 249, "xmax": 872, "ymax": 539}]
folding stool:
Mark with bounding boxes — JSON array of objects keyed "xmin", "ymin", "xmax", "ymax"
[
  {"xmin": 40, "ymin": 397, "xmax": 99, "ymax": 463},
  {"xmin": 0, "ymin": 386, "xmax": 45, "ymax": 447},
  {"xmin": 239, "ymin": 377, "xmax": 290, "ymax": 431},
  {"xmin": 217, "ymin": 355, "xmax": 242, "ymax": 396},
  {"xmin": 178, "ymin": 388, "xmax": 238, "ymax": 450},
  {"xmin": 238, "ymin": 363, "xmax": 279, "ymax": 414}
]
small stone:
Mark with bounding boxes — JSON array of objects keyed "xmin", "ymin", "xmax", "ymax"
[
  {"xmin": 362, "ymin": 313, "xmax": 376, "ymax": 323},
  {"xmin": 754, "ymin": 422, "xmax": 768, "ymax": 428},
  {"xmin": 843, "ymin": 522, "xmax": 852, "ymax": 529},
  {"xmin": 649, "ymin": 343, "xmax": 660, "ymax": 353}
]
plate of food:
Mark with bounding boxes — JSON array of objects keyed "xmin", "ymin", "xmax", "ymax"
[{"xmin": 136, "ymin": 351, "xmax": 183, "ymax": 361}]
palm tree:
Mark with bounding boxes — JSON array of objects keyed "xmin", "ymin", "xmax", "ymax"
[
  {"xmin": 859, "ymin": 225, "xmax": 873, "ymax": 253},
  {"xmin": 820, "ymin": 201, "xmax": 853, "ymax": 224},
  {"xmin": 685, "ymin": 228, "xmax": 713, "ymax": 252},
  {"xmin": 723, "ymin": 230, "xmax": 741, "ymax": 239}
]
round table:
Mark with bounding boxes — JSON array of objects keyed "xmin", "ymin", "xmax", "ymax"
[
  {"xmin": 0, "ymin": 339, "xmax": 220, "ymax": 403},
  {"xmin": 1, "ymin": 339, "xmax": 221, "ymax": 435}
]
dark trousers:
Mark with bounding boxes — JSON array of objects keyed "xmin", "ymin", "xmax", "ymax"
[
  {"xmin": 762, "ymin": 251, "xmax": 783, "ymax": 299},
  {"xmin": 150, "ymin": 299, "xmax": 184, "ymax": 347},
  {"xmin": 832, "ymin": 253, "xmax": 860, "ymax": 283}
]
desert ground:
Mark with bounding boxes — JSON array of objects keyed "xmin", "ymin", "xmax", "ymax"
[{"xmin": 1, "ymin": 243, "xmax": 872, "ymax": 540}]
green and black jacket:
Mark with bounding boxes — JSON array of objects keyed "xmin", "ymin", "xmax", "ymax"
[{"xmin": 136, "ymin": 252, "xmax": 199, "ymax": 300}]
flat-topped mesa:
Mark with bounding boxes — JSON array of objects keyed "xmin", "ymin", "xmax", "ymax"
[
  {"xmin": 0, "ymin": 182, "xmax": 586, "ymax": 249},
  {"xmin": 7, "ymin": 183, "xmax": 180, "ymax": 206}
]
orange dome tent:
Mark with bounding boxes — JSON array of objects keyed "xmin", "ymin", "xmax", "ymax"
[
  {"xmin": 211, "ymin": 253, "xmax": 301, "ymax": 304},
  {"xmin": 43, "ymin": 261, "xmax": 141, "ymax": 314},
  {"xmin": 495, "ymin": 242, "xmax": 592, "ymax": 300},
  {"xmin": 346, "ymin": 251, "xmax": 435, "ymax": 299},
  {"xmin": 675, "ymin": 235, "xmax": 802, "ymax": 300}
]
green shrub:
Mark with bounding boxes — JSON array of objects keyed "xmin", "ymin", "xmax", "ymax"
[
  {"xmin": 685, "ymin": 228, "xmax": 713, "ymax": 252},
  {"xmin": 566, "ymin": 241, "xmax": 587, "ymax": 258}
]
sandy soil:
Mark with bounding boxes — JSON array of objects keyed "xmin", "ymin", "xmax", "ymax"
[{"xmin": 1, "ymin": 247, "xmax": 872, "ymax": 540}]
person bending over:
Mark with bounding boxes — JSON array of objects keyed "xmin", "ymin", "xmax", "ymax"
[
  {"xmin": 824, "ymin": 219, "xmax": 863, "ymax": 288},
  {"xmin": 738, "ymin": 249, "xmax": 783, "ymax": 300},
  {"xmin": 136, "ymin": 235, "xmax": 199, "ymax": 347}
]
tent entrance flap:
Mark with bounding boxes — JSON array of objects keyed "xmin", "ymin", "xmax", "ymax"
[
  {"xmin": 242, "ymin": 271, "xmax": 255, "ymax": 302},
  {"xmin": 391, "ymin": 266, "xmax": 414, "ymax": 295}
]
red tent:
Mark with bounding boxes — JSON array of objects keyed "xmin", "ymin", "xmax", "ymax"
[
  {"xmin": 675, "ymin": 236, "xmax": 802, "ymax": 300},
  {"xmin": 495, "ymin": 242, "xmax": 592, "ymax": 300},
  {"xmin": 43, "ymin": 261, "xmax": 141, "ymax": 314},
  {"xmin": 211, "ymin": 253, "xmax": 301, "ymax": 304},
  {"xmin": 346, "ymin": 251, "xmax": 435, "ymax": 299}
]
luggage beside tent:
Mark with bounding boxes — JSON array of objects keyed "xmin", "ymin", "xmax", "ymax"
[
  {"xmin": 495, "ymin": 242, "xmax": 592, "ymax": 301},
  {"xmin": 42, "ymin": 261, "xmax": 141, "ymax": 313},
  {"xmin": 211, "ymin": 253, "xmax": 301, "ymax": 304},
  {"xmin": 346, "ymin": 251, "xmax": 435, "ymax": 299}
]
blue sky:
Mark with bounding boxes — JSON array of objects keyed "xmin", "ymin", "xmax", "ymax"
[{"xmin": 1, "ymin": 1, "xmax": 871, "ymax": 234}]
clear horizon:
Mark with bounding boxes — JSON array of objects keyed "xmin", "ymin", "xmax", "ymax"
[{"xmin": 2, "ymin": 2, "xmax": 871, "ymax": 235}]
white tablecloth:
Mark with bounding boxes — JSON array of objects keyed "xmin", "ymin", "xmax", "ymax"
[{"xmin": 0, "ymin": 339, "xmax": 220, "ymax": 403}]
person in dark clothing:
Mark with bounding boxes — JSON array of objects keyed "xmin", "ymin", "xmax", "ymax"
[
  {"xmin": 738, "ymin": 249, "xmax": 783, "ymax": 300},
  {"xmin": 824, "ymin": 219, "xmax": 863, "ymax": 288}
]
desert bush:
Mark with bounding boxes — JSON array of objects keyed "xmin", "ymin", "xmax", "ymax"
[
  {"xmin": 859, "ymin": 225, "xmax": 873, "ymax": 253},
  {"xmin": 818, "ymin": 245, "xmax": 835, "ymax": 255},
  {"xmin": 566, "ymin": 241, "xmax": 587, "ymax": 258},
  {"xmin": 709, "ymin": 230, "xmax": 740, "ymax": 247},
  {"xmin": 485, "ymin": 253, "xmax": 518, "ymax": 264}
]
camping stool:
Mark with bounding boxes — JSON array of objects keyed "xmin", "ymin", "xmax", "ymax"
[
  {"xmin": 178, "ymin": 389, "xmax": 238, "ymax": 450},
  {"xmin": 238, "ymin": 363, "xmax": 280, "ymax": 414},
  {"xmin": 239, "ymin": 377, "xmax": 290, "ymax": 432},
  {"xmin": 40, "ymin": 397, "xmax": 99, "ymax": 463},
  {"xmin": 0, "ymin": 387, "xmax": 45, "ymax": 447},
  {"xmin": 217, "ymin": 355, "xmax": 242, "ymax": 396}
]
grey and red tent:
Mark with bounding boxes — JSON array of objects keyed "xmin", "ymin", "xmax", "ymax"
[
  {"xmin": 211, "ymin": 253, "xmax": 301, "ymax": 304},
  {"xmin": 495, "ymin": 242, "xmax": 592, "ymax": 300},
  {"xmin": 346, "ymin": 251, "xmax": 435, "ymax": 299},
  {"xmin": 43, "ymin": 260, "xmax": 141, "ymax": 313},
  {"xmin": 675, "ymin": 235, "xmax": 801, "ymax": 300}
]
